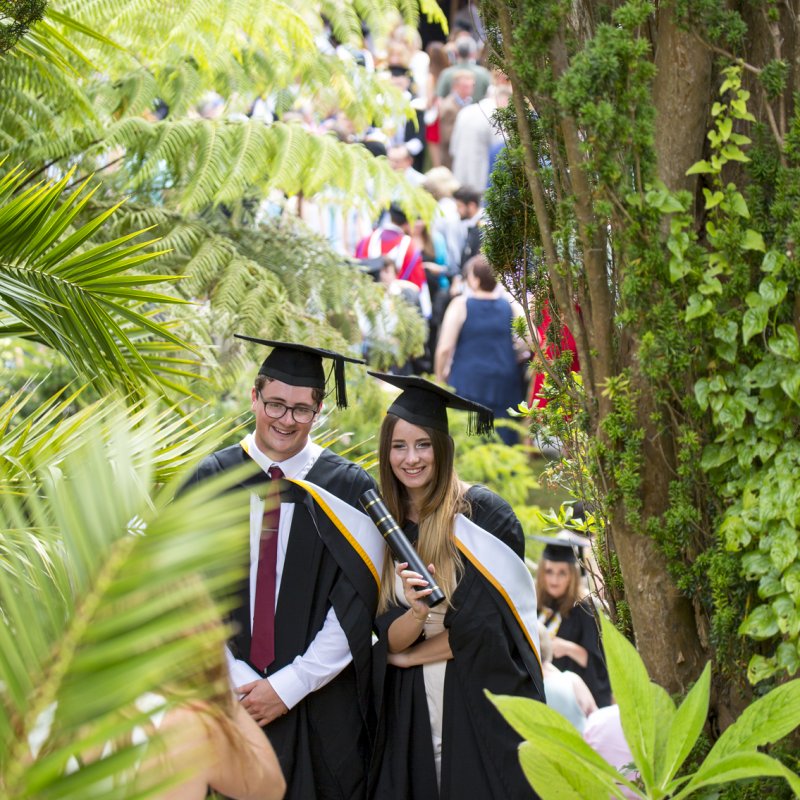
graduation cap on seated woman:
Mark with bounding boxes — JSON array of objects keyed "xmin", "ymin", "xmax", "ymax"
[
  {"xmin": 367, "ymin": 371, "xmax": 494, "ymax": 435},
  {"xmin": 235, "ymin": 334, "xmax": 364, "ymax": 408},
  {"xmin": 532, "ymin": 530, "xmax": 592, "ymax": 564}
]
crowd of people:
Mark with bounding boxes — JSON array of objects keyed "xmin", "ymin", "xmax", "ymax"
[
  {"xmin": 198, "ymin": 13, "xmax": 538, "ymax": 435},
  {"xmin": 149, "ymin": 337, "xmax": 619, "ymax": 800},
  {"xmin": 169, "ymin": 6, "xmax": 584, "ymax": 428}
]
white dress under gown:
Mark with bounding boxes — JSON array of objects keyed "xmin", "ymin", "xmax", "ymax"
[{"xmin": 395, "ymin": 570, "xmax": 448, "ymax": 788}]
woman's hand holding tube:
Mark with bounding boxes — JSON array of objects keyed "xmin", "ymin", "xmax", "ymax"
[{"xmin": 400, "ymin": 561, "xmax": 435, "ymax": 617}]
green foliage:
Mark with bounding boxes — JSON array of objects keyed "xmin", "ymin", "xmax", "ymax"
[
  {"xmin": 666, "ymin": 67, "xmax": 800, "ymax": 683},
  {"xmin": 0, "ymin": 0, "xmax": 435, "ymax": 217},
  {"xmin": 0, "ymin": 164, "xmax": 202, "ymax": 401},
  {"xmin": 0, "ymin": 0, "xmax": 438, "ymax": 398},
  {"xmin": 484, "ymin": 0, "xmax": 800, "ymax": 708},
  {"xmin": 489, "ymin": 614, "xmax": 800, "ymax": 799},
  {"xmin": 0, "ymin": 398, "xmax": 257, "ymax": 799},
  {"xmin": 0, "ymin": 0, "xmax": 47, "ymax": 54}
]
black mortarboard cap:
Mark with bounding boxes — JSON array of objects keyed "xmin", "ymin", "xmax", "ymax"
[
  {"xmin": 235, "ymin": 335, "xmax": 364, "ymax": 409},
  {"xmin": 368, "ymin": 371, "xmax": 493, "ymax": 435},
  {"xmin": 532, "ymin": 530, "xmax": 591, "ymax": 564}
]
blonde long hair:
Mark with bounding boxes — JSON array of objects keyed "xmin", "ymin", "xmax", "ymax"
[{"xmin": 377, "ymin": 414, "xmax": 470, "ymax": 613}]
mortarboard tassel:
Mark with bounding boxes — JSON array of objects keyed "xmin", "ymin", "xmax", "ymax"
[
  {"xmin": 333, "ymin": 357, "xmax": 347, "ymax": 408},
  {"xmin": 467, "ymin": 408, "xmax": 494, "ymax": 436}
]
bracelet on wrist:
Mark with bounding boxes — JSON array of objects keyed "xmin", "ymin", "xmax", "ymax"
[{"xmin": 410, "ymin": 608, "xmax": 428, "ymax": 623}]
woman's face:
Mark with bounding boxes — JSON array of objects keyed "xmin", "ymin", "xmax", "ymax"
[
  {"xmin": 388, "ymin": 418, "xmax": 435, "ymax": 499},
  {"xmin": 543, "ymin": 559, "xmax": 572, "ymax": 600}
]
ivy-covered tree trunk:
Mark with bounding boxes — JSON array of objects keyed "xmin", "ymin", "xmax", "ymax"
[{"xmin": 481, "ymin": 0, "xmax": 800, "ymax": 720}]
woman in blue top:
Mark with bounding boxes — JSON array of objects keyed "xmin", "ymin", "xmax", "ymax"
[{"xmin": 434, "ymin": 254, "xmax": 528, "ymax": 444}]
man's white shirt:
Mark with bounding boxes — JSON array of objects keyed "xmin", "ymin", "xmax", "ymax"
[{"xmin": 240, "ymin": 433, "xmax": 352, "ymax": 710}]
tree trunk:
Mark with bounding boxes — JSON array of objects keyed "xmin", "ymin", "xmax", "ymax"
[
  {"xmin": 608, "ymin": 512, "xmax": 707, "ymax": 693},
  {"xmin": 652, "ymin": 2, "xmax": 713, "ymax": 194}
]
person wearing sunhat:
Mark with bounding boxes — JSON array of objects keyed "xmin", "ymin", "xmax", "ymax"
[
  {"xmin": 189, "ymin": 337, "xmax": 385, "ymax": 800},
  {"xmin": 368, "ymin": 372, "xmax": 544, "ymax": 800},
  {"xmin": 535, "ymin": 533, "xmax": 611, "ymax": 708}
]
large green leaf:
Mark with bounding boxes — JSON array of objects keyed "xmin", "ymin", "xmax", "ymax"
[
  {"xmin": 488, "ymin": 692, "xmax": 640, "ymax": 800},
  {"xmin": 600, "ymin": 614, "xmax": 663, "ymax": 791},
  {"xmin": 702, "ymin": 679, "xmax": 800, "ymax": 765},
  {"xmin": 655, "ymin": 663, "xmax": 710, "ymax": 790},
  {"xmin": 674, "ymin": 751, "xmax": 800, "ymax": 799}
]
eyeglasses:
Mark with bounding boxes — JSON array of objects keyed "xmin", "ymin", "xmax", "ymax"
[{"xmin": 257, "ymin": 391, "xmax": 318, "ymax": 424}]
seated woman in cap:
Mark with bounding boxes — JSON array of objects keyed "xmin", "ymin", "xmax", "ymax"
[
  {"xmin": 368, "ymin": 373, "xmax": 544, "ymax": 800},
  {"xmin": 536, "ymin": 537, "xmax": 611, "ymax": 708}
]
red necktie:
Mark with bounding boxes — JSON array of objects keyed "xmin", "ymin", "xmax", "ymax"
[{"xmin": 250, "ymin": 465, "xmax": 283, "ymax": 671}]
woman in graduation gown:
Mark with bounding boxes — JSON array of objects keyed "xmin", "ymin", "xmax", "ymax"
[
  {"xmin": 536, "ymin": 540, "xmax": 612, "ymax": 708},
  {"xmin": 368, "ymin": 373, "xmax": 544, "ymax": 800}
]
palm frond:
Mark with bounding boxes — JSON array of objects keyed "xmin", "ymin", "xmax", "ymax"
[
  {"xmin": 0, "ymin": 383, "xmax": 244, "ymax": 492},
  {"xmin": 0, "ymin": 166, "xmax": 203, "ymax": 399},
  {"xmin": 0, "ymin": 399, "xmax": 256, "ymax": 799}
]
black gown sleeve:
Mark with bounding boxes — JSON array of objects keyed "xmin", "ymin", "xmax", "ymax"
[
  {"xmin": 551, "ymin": 598, "xmax": 612, "ymax": 707},
  {"xmin": 465, "ymin": 484, "xmax": 525, "ymax": 558}
]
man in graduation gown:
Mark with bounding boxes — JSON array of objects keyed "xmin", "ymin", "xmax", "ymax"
[{"xmin": 189, "ymin": 337, "xmax": 384, "ymax": 800}]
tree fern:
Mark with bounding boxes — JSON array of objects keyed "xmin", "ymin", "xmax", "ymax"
[{"xmin": 89, "ymin": 203, "xmax": 427, "ymax": 371}]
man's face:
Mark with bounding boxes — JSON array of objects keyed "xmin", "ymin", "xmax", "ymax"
[
  {"xmin": 251, "ymin": 379, "xmax": 320, "ymax": 462},
  {"xmin": 456, "ymin": 200, "xmax": 476, "ymax": 220}
]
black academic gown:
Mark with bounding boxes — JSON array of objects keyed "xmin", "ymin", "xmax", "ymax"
[
  {"xmin": 191, "ymin": 444, "xmax": 379, "ymax": 800},
  {"xmin": 372, "ymin": 485, "xmax": 544, "ymax": 800},
  {"xmin": 549, "ymin": 598, "xmax": 612, "ymax": 708}
]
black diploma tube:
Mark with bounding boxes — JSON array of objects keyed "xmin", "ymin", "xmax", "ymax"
[{"xmin": 360, "ymin": 488, "xmax": 445, "ymax": 607}]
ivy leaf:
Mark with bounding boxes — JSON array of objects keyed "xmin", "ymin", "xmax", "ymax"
[
  {"xmin": 686, "ymin": 160, "xmax": 716, "ymax": 176},
  {"xmin": 776, "ymin": 642, "xmax": 800, "ymax": 674},
  {"xmin": 780, "ymin": 370, "xmax": 800, "ymax": 404},
  {"xmin": 768, "ymin": 325, "xmax": 800, "ymax": 361},
  {"xmin": 784, "ymin": 564, "xmax": 800, "ymax": 603},
  {"xmin": 759, "ymin": 277, "xmax": 787, "ymax": 306},
  {"xmin": 695, "ymin": 378, "xmax": 710, "ymax": 410},
  {"xmin": 717, "ymin": 394, "xmax": 747, "ymax": 429},
  {"xmin": 748, "ymin": 359, "xmax": 782, "ymax": 388},
  {"xmin": 742, "ymin": 229, "xmax": 765, "ymax": 251},
  {"xmin": 739, "ymin": 604, "xmax": 779, "ymax": 639},
  {"xmin": 703, "ymin": 188, "xmax": 724, "ymax": 209},
  {"xmin": 713, "ymin": 319, "xmax": 738, "ymax": 344},
  {"xmin": 719, "ymin": 512, "xmax": 750, "ymax": 549},
  {"xmin": 699, "ymin": 276, "xmax": 723, "ymax": 295},
  {"xmin": 758, "ymin": 573, "xmax": 784, "ymax": 599},
  {"xmin": 669, "ymin": 256, "xmax": 690, "ymax": 282},
  {"xmin": 742, "ymin": 306, "xmax": 768, "ymax": 343},
  {"xmin": 686, "ymin": 293, "xmax": 713, "ymax": 321},
  {"xmin": 728, "ymin": 191, "xmax": 749, "ymax": 218},
  {"xmin": 770, "ymin": 524, "xmax": 799, "ymax": 573},
  {"xmin": 747, "ymin": 654, "xmax": 778, "ymax": 683},
  {"xmin": 742, "ymin": 551, "xmax": 772, "ymax": 579},
  {"xmin": 761, "ymin": 250, "xmax": 784, "ymax": 274},
  {"xmin": 772, "ymin": 593, "xmax": 798, "ymax": 635},
  {"xmin": 716, "ymin": 340, "xmax": 738, "ymax": 363}
]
